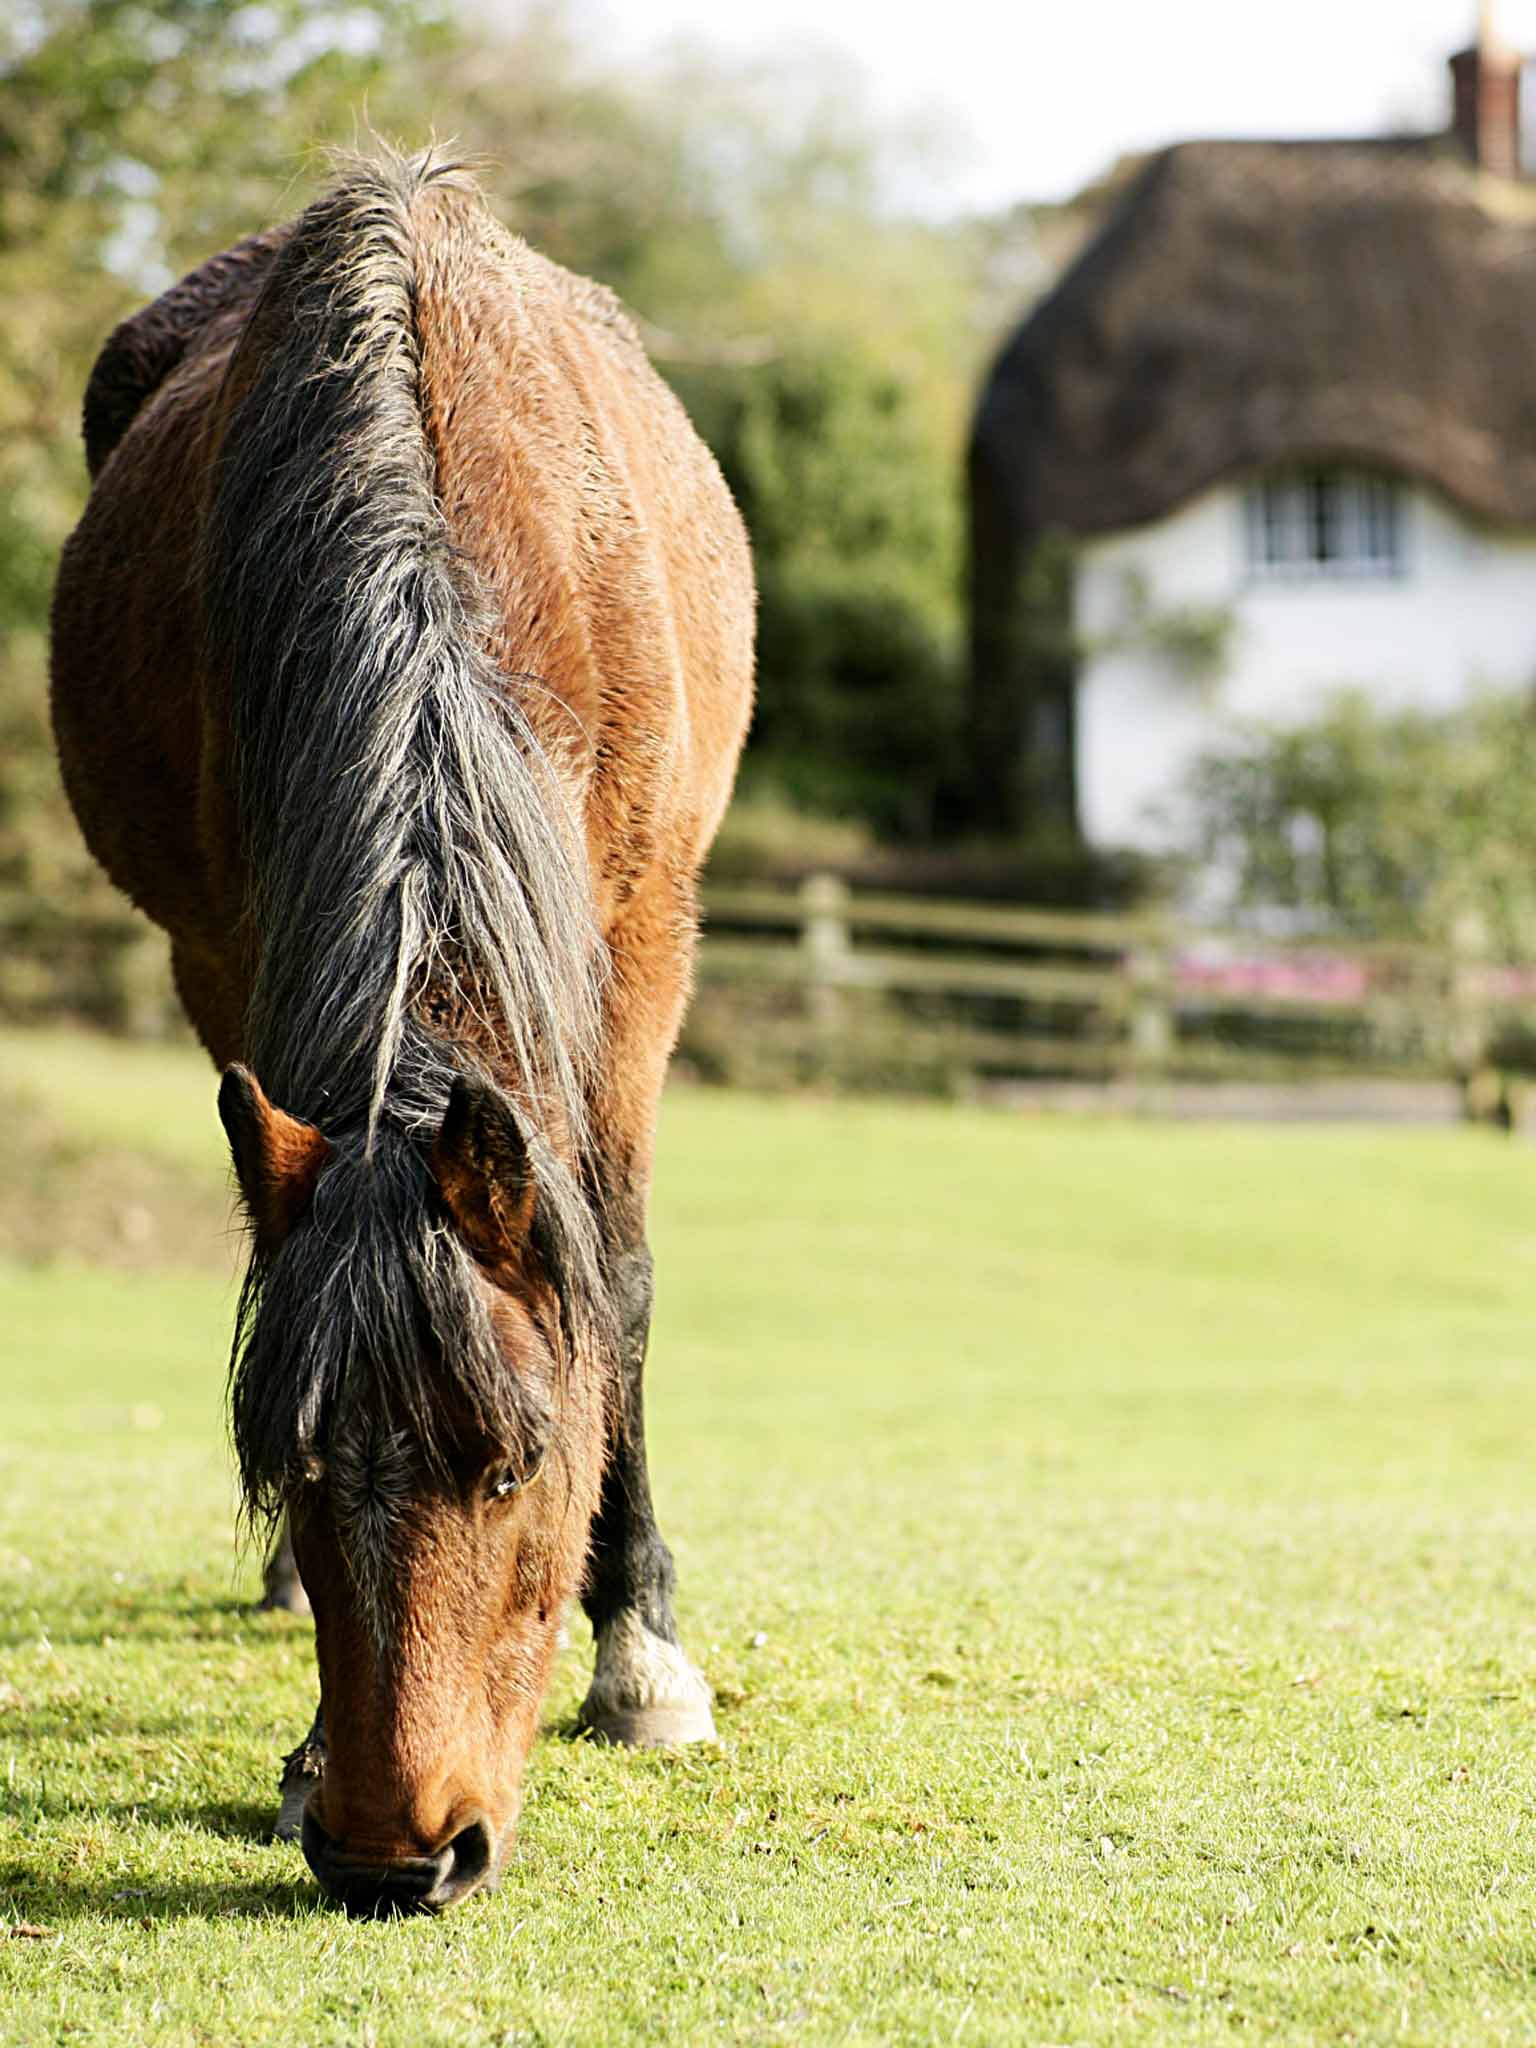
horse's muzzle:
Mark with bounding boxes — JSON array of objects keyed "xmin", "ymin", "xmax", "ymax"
[{"xmin": 302, "ymin": 1805, "xmax": 497, "ymax": 1917}]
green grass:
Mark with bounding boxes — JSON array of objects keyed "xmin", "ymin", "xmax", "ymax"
[{"xmin": 3, "ymin": 1027, "xmax": 1536, "ymax": 2044}]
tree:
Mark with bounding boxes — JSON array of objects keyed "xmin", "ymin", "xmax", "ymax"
[{"xmin": 689, "ymin": 347, "xmax": 960, "ymax": 837}]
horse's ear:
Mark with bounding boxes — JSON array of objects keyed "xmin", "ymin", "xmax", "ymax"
[
  {"xmin": 219, "ymin": 1064, "xmax": 331, "ymax": 1251},
  {"xmin": 430, "ymin": 1076, "xmax": 536, "ymax": 1263}
]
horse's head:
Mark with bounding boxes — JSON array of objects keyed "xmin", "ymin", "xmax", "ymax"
[{"xmin": 220, "ymin": 1064, "xmax": 610, "ymax": 1915}]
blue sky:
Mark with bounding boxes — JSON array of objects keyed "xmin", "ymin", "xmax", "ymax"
[{"xmin": 584, "ymin": 0, "xmax": 1535, "ymax": 211}]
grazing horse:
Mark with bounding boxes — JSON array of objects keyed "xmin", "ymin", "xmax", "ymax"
[{"xmin": 50, "ymin": 149, "xmax": 754, "ymax": 1915}]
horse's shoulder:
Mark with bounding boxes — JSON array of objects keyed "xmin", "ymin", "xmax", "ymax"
[{"xmin": 82, "ymin": 228, "xmax": 289, "ymax": 477}]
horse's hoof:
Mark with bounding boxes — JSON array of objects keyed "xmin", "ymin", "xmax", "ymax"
[
  {"xmin": 578, "ymin": 1614, "xmax": 717, "ymax": 1747},
  {"xmin": 578, "ymin": 1697, "xmax": 718, "ymax": 1747},
  {"xmin": 273, "ymin": 1776, "xmax": 310, "ymax": 1843}
]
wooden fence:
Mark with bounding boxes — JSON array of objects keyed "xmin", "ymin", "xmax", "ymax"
[
  {"xmin": 5, "ymin": 875, "xmax": 1530, "ymax": 1111},
  {"xmin": 696, "ymin": 876, "xmax": 1531, "ymax": 1104}
]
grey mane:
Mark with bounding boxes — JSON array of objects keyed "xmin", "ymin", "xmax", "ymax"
[{"xmin": 203, "ymin": 146, "xmax": 615, "ymax": 1520}]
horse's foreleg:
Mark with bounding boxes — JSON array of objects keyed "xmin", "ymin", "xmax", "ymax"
[
  {"xmin": 577, "ymin": 1242, "xmax": 716, "ymax": 1746},
  {"xmin": 274, "ymin": 1704, "xmax": 325, "ymax": 1843},
  {"xmin": 577, "ymin": 877, "xmax": 715, "ymax": 1746},
  {"xmin": 258, "ymin": 1511, "xmax": 311, "ymax": 1615},
  {"xmin": 261, "ymin": 1512, "xmax": 318, "ymax": 1841}
]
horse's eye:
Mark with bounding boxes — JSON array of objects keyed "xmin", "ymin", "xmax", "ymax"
[{"xmin": 487, "ymin": 1455, "xmax": 543, "ymax": 1502}]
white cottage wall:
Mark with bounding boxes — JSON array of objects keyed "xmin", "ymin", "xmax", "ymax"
[{"xmin": 1074, "ymin": 482, "xmax": 1536, "ymax": 851}]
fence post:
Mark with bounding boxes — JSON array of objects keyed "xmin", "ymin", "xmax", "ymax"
[
  {"xmin": 1126, "ymin": 917, "xmax": 1174, "ymax": 1110},
  {"xmin": 1447, "ymin": 909, "xmax": 1502, "ymax": 1126},
  {"xmin": 800, "ymin": 872, "xmax": 849, "ymax": 1066}
]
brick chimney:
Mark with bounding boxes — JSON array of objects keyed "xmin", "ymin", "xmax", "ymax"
[{"xmin": 1451, "ymin": 3, "xmax": 1525, "ymax": 177}]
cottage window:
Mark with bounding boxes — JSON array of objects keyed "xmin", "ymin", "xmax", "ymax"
[{"xmin": 1243, "ymin": 471, "xmax": 1403, "ymax": 580}]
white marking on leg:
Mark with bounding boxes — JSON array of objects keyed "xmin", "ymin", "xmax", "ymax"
[{"xmin": 580, "ymin": 1609, "xmax": 717, "ymax": 1746}]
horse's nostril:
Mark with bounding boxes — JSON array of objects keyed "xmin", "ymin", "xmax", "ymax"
[{"xmin": 435, "ymin": 1813, "xmax": 495, "ymax": 1904}]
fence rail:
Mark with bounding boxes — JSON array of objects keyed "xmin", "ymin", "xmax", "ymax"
[
  {"xmin": 4, "ymin": 879, "xmax": 1529, "ymax": 1112},
  {"xmin": 697, "ymin": 876, "xmax": 1527, "ymax": 1106}
]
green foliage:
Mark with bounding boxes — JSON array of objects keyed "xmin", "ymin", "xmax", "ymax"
[
  {"xmin": 1182, "ymin": 687, "xmax": 1536, "ymax": 951},
  {"xmin": 681, "ymin": 311, "xmax": 964, "ymax": 838},
  {"xmin": 7, "ymin": 1031, "xmax": 1536, "ymax": 2043},
  {"xmin": 745, "ymin": 551, "xmax": 956, "ymax": 838},
  {"xmin": 661, "ymin": 193, "xmax": 971, "ymax": 841}
]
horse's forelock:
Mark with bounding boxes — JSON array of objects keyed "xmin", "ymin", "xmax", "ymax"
[{"xmin": 229, "ymin": 1101, "xmax": 613, "ymax": 1532}]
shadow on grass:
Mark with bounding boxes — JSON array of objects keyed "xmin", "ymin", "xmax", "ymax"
[
  {"xmin": 0, "ymin": 1796, "xmax": 325, "ymax": 1925},
  {"xmin": 2, "ymin": 1866, "xmax": 324, "ymax": 1925},
  {"xmin": 538, "ymin": 1710, "xmax": 728, "ymax": 1777},
  {"xmin": 128, "ymin": 1796, "xmax": 278, "ymax": 1840},
  {"xmin": 0, "ymin": 1592, "xmax": 293, "ymax": 1652},
  {"xmin": 2, "ymin": 1782, "xmax": 282, "ymax": 1835},
  {"xmin": 542, "ymin": 1711, "xmax": 595, "ymax": 1744}
]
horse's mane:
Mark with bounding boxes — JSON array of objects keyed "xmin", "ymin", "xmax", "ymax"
[{"xmin": 203, "ymin": 147, "xmax": 615, "ymax": 1517}]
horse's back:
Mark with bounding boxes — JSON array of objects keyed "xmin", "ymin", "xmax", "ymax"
[
  {"xmin": 408, "ymin": 183, "xmax": 754, "ymax": 901},
  {"xmin": 50, "ymin": 161, "xmax": 754, "ymax": 1023}
]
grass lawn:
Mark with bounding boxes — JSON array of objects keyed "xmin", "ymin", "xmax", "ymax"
[{"xmin": 2, "ymin": 1025, "xmax": 1536, "ymax": 2044}]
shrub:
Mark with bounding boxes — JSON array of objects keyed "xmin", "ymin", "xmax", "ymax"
[{"xmin": 1180, "ymin": 687, "xmax": 1536, "ymax": 955}]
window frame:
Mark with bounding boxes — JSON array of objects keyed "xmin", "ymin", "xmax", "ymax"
[{"xmin": 1242, "ymin": 469, "xmax": 1406, "ymax": 584}]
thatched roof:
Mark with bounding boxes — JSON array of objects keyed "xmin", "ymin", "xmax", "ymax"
[{"xmin": 972, "ymin": 138, "xmax": 1536, "ymax": 536}]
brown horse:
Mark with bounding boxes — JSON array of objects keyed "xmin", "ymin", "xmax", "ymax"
[{"xmin": 50, "ymin": 148, "xmax": 754, "ymax": 1915}]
